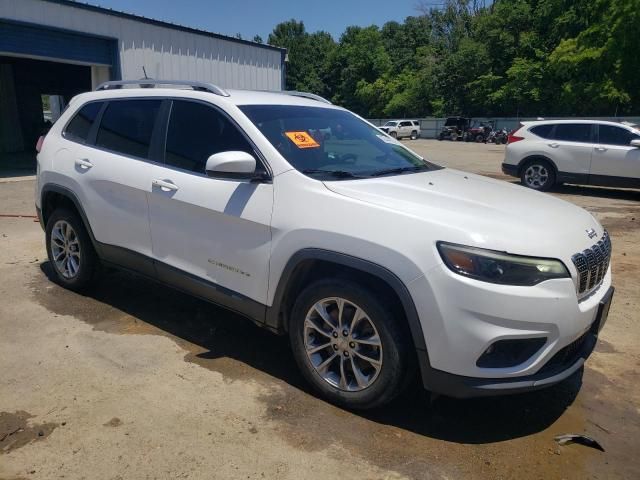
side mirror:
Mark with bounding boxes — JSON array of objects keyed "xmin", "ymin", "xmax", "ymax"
[
  {"xmin": 205, "ymin": 151, "xmax": 256, "ymax": 179},
  {"xmin": 630, "ymin": 139, "xmax": 640, "ymax": 148}
]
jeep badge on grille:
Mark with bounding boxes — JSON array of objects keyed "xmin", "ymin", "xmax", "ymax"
[{"xmin": 586, "ymin": 228, "xmax": 597, "ymax": 239}]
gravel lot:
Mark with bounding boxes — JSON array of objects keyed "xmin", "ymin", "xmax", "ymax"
[{"xmin": 1, "ymin": 140, "xmax": 638, "ymax": 479}]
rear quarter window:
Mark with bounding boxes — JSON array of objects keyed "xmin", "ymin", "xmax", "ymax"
[
  {"xmin": 529, "ymin": 124, "xmax": 553, "ymax": 139},
  {"xmin": 63, "ymin": 102, "xmax": 103, "ymax": 143}
]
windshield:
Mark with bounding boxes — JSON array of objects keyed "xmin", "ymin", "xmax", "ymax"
[
  {"xmin": 384, "ymin": 121, "xmax": 398, "ymax": 126},
  {"xmin": 239, "ymin": 105, "xmax": 439, "ymax": 179}
]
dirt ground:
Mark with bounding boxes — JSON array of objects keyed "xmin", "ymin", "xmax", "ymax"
[{"xmin": 1, "ymin": 140, "xmax": 638, "ymax": 479}]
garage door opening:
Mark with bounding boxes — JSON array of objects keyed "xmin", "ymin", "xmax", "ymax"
[{"xmin": 0, "ymin": 56, "xmax": 92, "ymax": 175}]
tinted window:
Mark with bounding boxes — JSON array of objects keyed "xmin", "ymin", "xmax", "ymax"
[
  {"xmin": 64, "ymin": 102, "xmax": 103, "ymax": 143},
  {"xmin": 400, "ymin": 121, "xmax": 412, "ymax": 127},
  {"xmin": 165, "ymin": 100, "xmax": 254, "ymax": 174},
  {"xmin": 598, "ymin": 125, "xmax": 638, "ymax": 146},
  {"xmin": 530, "ymin": 124, "xmax": 553, "ymax": 139},
  {"xmin": 96, "ymin": 100, "xmax": 161, "ymax": 158},
  {"xmin": 553, "ymin": 124, "xmax": 592, "ymax": 143}
]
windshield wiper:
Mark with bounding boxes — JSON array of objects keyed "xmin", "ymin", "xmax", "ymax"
[
  {"xmin": 369, "ymin": 166, "xmax": 429, "ymax": 177},
  {"xmin": 302, "ymin": 169, "xmax": 360, "ymax": 179}
]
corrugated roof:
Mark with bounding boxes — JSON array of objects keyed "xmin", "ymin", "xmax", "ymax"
[{"xmin": 41, "ymin": 0, "xmax": 285, "ymax": 54}]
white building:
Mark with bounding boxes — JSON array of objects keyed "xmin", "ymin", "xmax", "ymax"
[{"xmin": 0, "ymin": 0, "xmax": 286, "ymax": 159}]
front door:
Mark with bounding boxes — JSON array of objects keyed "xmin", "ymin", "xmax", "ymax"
[
  {"xmin": 591, "ymin": 124, "xmax": 640, "ymax": 185},
  {"xmin": 147, "ymin": 99, "xmax": 273, "ymax": 306}
]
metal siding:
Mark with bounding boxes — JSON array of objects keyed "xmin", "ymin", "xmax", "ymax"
[{"xmin": 0, "ymin": 0, "xmax": 283, "ymax": 90}]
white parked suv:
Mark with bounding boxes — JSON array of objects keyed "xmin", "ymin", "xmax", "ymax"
[
  {"xmin": 378, "ymin": 120, "xmax": 420, "ymax": 140},
  {"xmin": 503, "ymin": 119, "xmax": 640, "ymax": 191},
  {"xmin": 36, "ymin": 80, "xmax": 614, "ymax": 409}
]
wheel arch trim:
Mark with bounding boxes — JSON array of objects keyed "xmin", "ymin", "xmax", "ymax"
[
  {"xmin": 40, "ymin": 183, "xmax": 101, "ymax": 254},
  {"xmin": 266, "ymin": 248, "xmax": 428, "ymax": 352},
  {"xmin": 517, "ymin": 155, "xmax": 558, "ymax": 176}
]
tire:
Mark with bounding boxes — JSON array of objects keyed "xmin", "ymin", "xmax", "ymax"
[
  {"xmin": 520, "ymin": 159, "xmax": 556, "ymax": 191},
  {"xmin": 45, "ymin": 208, "xmax": 98, "ymax": 291},
  {"xmin": 390, "ymin": 131, "xmax": 397, "ymax": 139},
  {"xmin": 410, "ymin": 130, "xmax": 418, "ymax": 140},
  {"xmin": 450, "ymin": 132, "xmax": 458, "ymax": 141},
  {"xmin": 289, "ymin": 278, "xmax": 412, "ymax": 410},
  {"xmin": 476, "ymin": 134, "xmax": 484, "ymax": 143},
  {"xmin": 438, "ymin": 133, "xmax": 444, "ymax": 141}
]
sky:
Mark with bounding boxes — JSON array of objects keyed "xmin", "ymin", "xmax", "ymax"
[{"xmin": 85, "ymin": 0, "xmax": 422, "ymax": 42}]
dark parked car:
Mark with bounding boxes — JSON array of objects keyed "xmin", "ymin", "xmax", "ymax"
[{"xmin": 439, "ymin": 117, "xmax": 470, "ymax": 141}]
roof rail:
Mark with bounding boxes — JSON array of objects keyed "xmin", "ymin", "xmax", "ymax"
[
  {"xmin": 280, "ymin": 91, "xmax": 332, "ymax": 104},
  {"xmin": 95, "ymin": 80, "xmax": 230, "ymax": 97}
]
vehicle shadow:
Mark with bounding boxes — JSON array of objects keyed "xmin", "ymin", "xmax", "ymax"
[
  {"xmin": 551, "ymin": 183, "xmax": 639, "ymax": 201},
  {"xmin": 39, "ymin": 262, "xmax": 581, "ymax": 445}
]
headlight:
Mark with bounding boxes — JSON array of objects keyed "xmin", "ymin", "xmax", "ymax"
[{"xmin": 437, "ymin": 242, "xmax": 569, "ymax": 286}]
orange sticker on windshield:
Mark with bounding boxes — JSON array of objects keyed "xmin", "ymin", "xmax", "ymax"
[{"xmin": 285, "ymin": 131, "xmax": 320, "ymax": 149}]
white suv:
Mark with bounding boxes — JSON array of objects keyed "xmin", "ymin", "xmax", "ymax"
[
  {"xmin": 378, "ymin": 120, "xmax": 420, "ymax": 140},
  {"xmin": 503, "ymin": 119, "xmax": 640, "ymax": 191},
  {"xmin": 36, "ymin": 80, "xmax": 614, "ymax": 409}
]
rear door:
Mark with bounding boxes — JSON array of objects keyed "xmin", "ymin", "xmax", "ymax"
[
  {"xmin": 58, "ymin": 99, "xmax": 159, "ymax": 274},
  {"xmin": 591, "ymin": 124, "xmax": 640, "ymax": 185},
  {"xmin": 399, "ymin": 121, "xmax": 412, "ymax": 137},
  {"xmin": 547, "ymin": 123, "xmax": 594, "ymax": 179},
  {"xmin": 147, "ymin": 99, "xmax": 273, "ymax": 306}
]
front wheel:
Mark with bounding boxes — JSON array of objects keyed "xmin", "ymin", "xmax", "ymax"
[
  {"xmin": 289, "ymin": 279, "xmax": 411, "ymax": 410},
  {"xmin": 390, "ymin": 131, "xmax": 397, "ymax": 139},
  {"xmin": 45, "ymin": 208, "xmax": 98, "ymax": 291},
  {"xmin": 521, "ymin": 160, "xmax": 556, "ymax": 191}
]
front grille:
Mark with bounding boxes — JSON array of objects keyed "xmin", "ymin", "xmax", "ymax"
[{"xmin": 571, "ymin": 231, "xmax": 611, "ymax": 296}]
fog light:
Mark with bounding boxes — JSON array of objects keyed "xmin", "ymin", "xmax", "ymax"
[{"xmin": 476, "ymin": 338, "xmax": 546, "ymax": 368}]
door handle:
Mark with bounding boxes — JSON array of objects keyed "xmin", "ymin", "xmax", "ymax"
[
  {"xmin": 595, "ymin": 146, "xmax": 607, "ymax": 152},
  {"xmin": 75, "ymin": 158, "xmax": 93, "ymax": 169},
  {"xmin": 548, "ymin": 142, "xmax": 559, "ymax": 148},
  {"xmin": 152, "ymin": 179, "xmax": 179, "ymax": 192}
]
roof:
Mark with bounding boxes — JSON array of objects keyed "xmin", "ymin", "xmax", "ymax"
[{"xmin": 40, "ymin": 0, "xmax": 286, "ymax": 54}]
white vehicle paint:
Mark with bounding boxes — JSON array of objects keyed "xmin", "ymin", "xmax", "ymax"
[
  {"xmin": 35, "ymin": 81, "xmax": 614, "ymax": 407},
  {"xmin": 503, "ymin": 119, "xmax": 640, "ymax": 190}
]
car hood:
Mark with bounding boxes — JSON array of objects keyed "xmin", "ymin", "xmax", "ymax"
[{"xmin": 323, "ymin": 168, "xmax": 602, "ymax": 259}]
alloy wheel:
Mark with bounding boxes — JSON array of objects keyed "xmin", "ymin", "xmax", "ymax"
[
  {"xmin": 303, "ymin": 297, "xmax": 383, "ymax": 392},
  {"xmin": 524, "ymin": 164, "xmax": 549, "ymax": 188},
  {"xmin": 50, "ymin": 220, "xmax": 81, "ymax": 279}
]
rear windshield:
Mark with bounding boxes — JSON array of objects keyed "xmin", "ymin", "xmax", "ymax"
[{"xmin": 239, "ymin": 105, "xmax": 439, "ymax": 179}]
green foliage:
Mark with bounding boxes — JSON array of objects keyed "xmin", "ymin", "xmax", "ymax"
[{"xmin": 266, "ymin": 0, "xmax": 639, "ymax": 117}]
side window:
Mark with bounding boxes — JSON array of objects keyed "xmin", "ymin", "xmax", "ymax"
[
  {"xmin": 96, "ymin": 100, "xmax": 161, "ymax": 158},
  {"xmin": 553, "ymin": 124, "xmax": 592, "ymax": 143},
  {"xmin": 598, "ymin": 125, "xmax": 634, "ymax": 146},
  {"xmin": 400, "ymin": 121, "xmax": 412, "ymax": 127},
  {"xmin": 165, "ymin": 100, "xmax": 254, "ymax": 174},
  {"xmin": 63, "ymin": 102, "xmax": 103, "ymax": 143},
  {"xmin": 530, "ymin": 124, "xmax": 553, "ymax": 139}
]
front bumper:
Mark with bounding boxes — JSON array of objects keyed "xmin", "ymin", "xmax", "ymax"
[
  {"xmin": 409, "ymin": 256, "xmax": 613, "ymax": 398},
  {"xmin": 501, "ymin": 162, "xmax": 519, "ymax": 177},
  {"xmin": 418, "ymin": 286, "xmax": 612, "ymax": 398}
]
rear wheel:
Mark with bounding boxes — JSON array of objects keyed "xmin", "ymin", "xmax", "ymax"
[
  {"xmin": 450, "ymin": 132, "xmax": 458, "ymax": 141},
  {"xmin": 410, "ymin": 130, "xmax": 418, "ymax": 140},
  {"xmin": 521, "ymin": 159, "xmax": 556, "ymax": 191},
  {"xmin": 45, "ymin": 208, "xmax": 98, "ymax": 291},
  {"xmin": 289, "ymin": 278, "xmax": 411, "ymax": 410}
]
